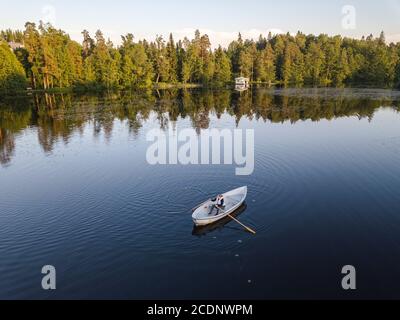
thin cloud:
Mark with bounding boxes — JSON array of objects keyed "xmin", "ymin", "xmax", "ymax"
[
  {"xmin": 387, "ymin": 34, "xmax": 400, "ymax": 44},
  {"xmin": 171, "ymin": 28, "xmax": 286, "ymax": 48}
]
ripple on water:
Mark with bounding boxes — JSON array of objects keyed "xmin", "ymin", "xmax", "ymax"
[{"xmin": 2, "ymin": 92, "xmax": 400, "ymax": 298}]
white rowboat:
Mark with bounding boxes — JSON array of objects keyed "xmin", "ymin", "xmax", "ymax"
[{"xmin": 192, "ymin": 186, "xmax": 248, "ymax": 226}]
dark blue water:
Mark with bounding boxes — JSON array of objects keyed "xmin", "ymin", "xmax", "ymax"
[{"xmin": 1, "ymin": 88, "xmax": 400, "ymax": 299}]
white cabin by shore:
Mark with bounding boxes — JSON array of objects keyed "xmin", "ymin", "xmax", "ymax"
[
  {"xmin": 8, "ymin": 41, "xmax": 24, "ymax": 50},
  {"xmin": 235, "ymin": 77, "xmax": 250, "ymax": 87}
]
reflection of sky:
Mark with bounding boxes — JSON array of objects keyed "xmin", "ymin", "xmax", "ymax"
[
  {"xmin": 1, "ymin": 0, "xmax": 400, "ymax": 46},
  {"xmin": 2, "ymin": 105, "xmax": 400, "ymax": 221},
  {"xmin": 1, "ymin": 98, "xmax": 399, "ymax": 172},
  {"xmin": 1, "ymin": 97, "xmax": 400, "ymax": 299}
]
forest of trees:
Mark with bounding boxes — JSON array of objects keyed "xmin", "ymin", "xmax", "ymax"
[{"xmin": 1, "ymin": 22, "xmax": 400, "ymax": 94}]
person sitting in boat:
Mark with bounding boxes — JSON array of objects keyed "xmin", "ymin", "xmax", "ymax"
[
  {"xmin": 216, "ymin": 194, "xmax": 225, "ymax": 208},
  {"xmin": 209, "ymin": 195, "xmax": 225, "ymax": 216}
]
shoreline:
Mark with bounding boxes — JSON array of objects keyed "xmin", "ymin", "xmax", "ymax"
[{"xmin": 1, "ymin": 82, "xmax": 400, "ymax": 99}]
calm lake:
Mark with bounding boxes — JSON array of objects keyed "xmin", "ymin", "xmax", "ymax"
[{"xmin": 1, "ymin": 87, "xmax": 400, "ymax": 299}]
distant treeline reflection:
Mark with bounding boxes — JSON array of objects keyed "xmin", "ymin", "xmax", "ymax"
[{"xmin": 1, "ymin": 88, "xmax": 399, "ymax": 165}]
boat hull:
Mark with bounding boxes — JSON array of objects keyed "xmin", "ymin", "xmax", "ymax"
[
  {"xmin": 193, "ymin": 203, "xmax": 243, "ymax": 226},
  {"xmin": 192, "ymin": 204, "xmax": 248, "ymax": 236},
  {"xmin": 192, "ymin": 187, "xmax": 247, "ymax": 226}
]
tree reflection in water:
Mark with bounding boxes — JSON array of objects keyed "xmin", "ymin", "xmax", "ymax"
[{"xmin": 1, "ymin": 88, "xmax": 399, "ymax": 166}]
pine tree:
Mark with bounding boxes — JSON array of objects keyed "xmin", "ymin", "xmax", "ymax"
[
  {"xmin": 254, "ymin": 44, "xmax": 276, "ymax": 83},
  {"xmin": 213, "ymin": 46, "xmax": 232, "ymax": 85},
  {"xmin": 107, "ymin": 40, "xmax": 121, "ymax": 88},
  {"xmin": 304, "ymin": 42, "xmax": 325, "ymax": 85},
  {"xmin": 166, "ymin": 33, "xmax": 178, "ymax": 83},
  {"xmin": 120, "ymin": 34, "xmax": 153, "ymax": 88},
  {"xmin": 238, "ymin": 43, "xmax": 254, "ymax": 78},
  {"xmin": 23, "ymin": 22, "xmax": 44, "ymax": 89},
  {"xmin": 179, "ymin": 38, "xmax": 191, "ymax": 84},
  {"xmin": 379, "ymin": 31, "xmax": 386, "ymax": 45},
  {"xmin": 91, "ymin": 30, "xmax": 111, "ymax": 86},
  {"xmin": 283, "ymin": 41, "xmax": 304, "ymax": 85},
  {"xmin": 156, "ymin": 36, "xmax": 172, "ymax": 83},
  {"xmin": 394, "ymin": 44, "xmax": 400, "ymax": 88},
  {"xmin": 271, "ymin": 34, "xmax": 286, "ymax": 81},
  {"xmin": 228, "ymin": 33, "xmax": 245, "ymax": 77},
  {"xmin": 14, "ymin": 47, "xmax": 32, "ymax": 81},
  {"xmin": 82, "ymin": 30, "xmax": 95, "ymax": 59},
  {"xmin": 199, "ymin": 34, "xmax": 213, "ymax": 83},
  {"xmin": 335, "ymin": 48, "xmax": 351, "ymax": 86},
  {"xmin": 256, "ymin": 34, "xmax": 267, "ymax": 51},
  {"xmin": 65, "ymin": 40, "xmax": 83, "ymax": 86}
]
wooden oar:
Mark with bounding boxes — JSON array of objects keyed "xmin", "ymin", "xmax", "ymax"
[{"xmin": 228, "ymin": 214, "xmax": 256, "ymax": 235}]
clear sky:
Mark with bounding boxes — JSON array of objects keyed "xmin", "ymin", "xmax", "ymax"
[{"xmin": 1, "ymin": 0, "xmax": 400, "ymax": 46}]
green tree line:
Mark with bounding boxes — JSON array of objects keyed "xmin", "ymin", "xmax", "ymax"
[{"xmin": 1, "ymin": 22, "xmax": 400, "ymax": 93}]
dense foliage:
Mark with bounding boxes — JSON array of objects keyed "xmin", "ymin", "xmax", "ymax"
[
  {"xmin": 0, "ymin": 42, "xmax": 27, "ymax": 94},
  {"xmin": 1, "ymin": 22, "xmax": 400, "ymax": 91}
]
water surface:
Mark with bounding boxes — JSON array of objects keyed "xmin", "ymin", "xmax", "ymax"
[{"xmin": 1, "ymin": 88, "xmax": 400, "ymax": 299}]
